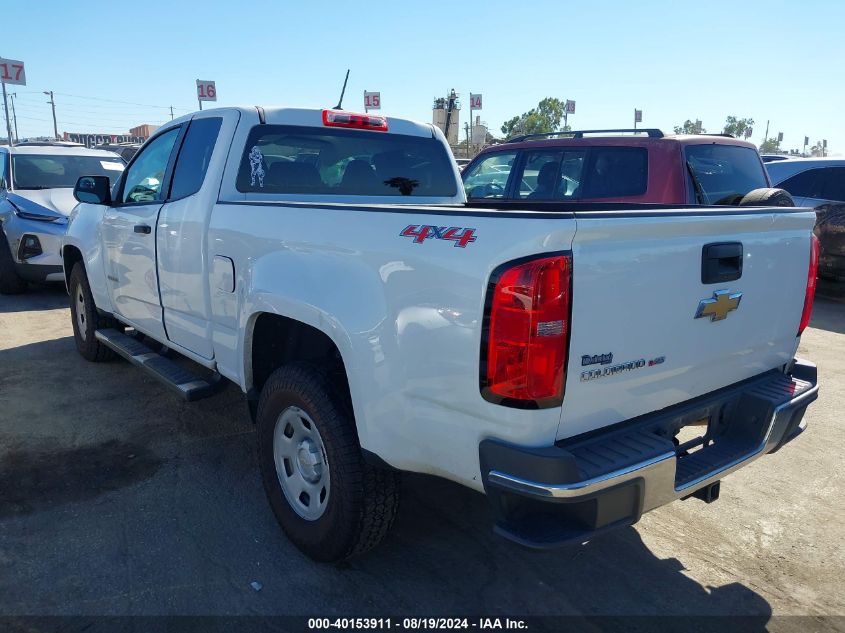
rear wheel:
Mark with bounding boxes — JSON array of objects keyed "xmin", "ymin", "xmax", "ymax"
[
  {"xmin": 68, "ymin": 263, "xmax": 118, "ymax": 362},
  {"xmin": 0, "ymin": 233, "xmax": 27, "ymax": 295},
  {"xmin": 257, "ymin": 363, "xmax": 400, "ymax": 562}
]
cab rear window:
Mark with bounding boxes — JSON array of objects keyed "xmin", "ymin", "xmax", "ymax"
[
  {"xmin": 236, "ymin": 125, "xmax": 457, "ymax": 197},
  {"xmin": 685, "ymin": 144, "xmax": 768, "ymax": 205}
]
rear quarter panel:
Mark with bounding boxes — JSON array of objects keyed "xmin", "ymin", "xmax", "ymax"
[{"xmin": 208, "ymin": 203, "xmax": 576, "ymax": 490}]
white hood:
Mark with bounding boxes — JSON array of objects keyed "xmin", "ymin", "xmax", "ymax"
[{"xmin": 9, "ymin": 189, "xmax": 78, "ymax": 217}]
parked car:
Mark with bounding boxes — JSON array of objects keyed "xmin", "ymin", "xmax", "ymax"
[
  {"xmin": 93, "ymin": 142, "xmax": 141, "ymax": 162},
  {"xmin": 0, "ymin": 145, "xmax": 125, "ymax": 293},
  {"xmin": 761, "ymin": 154, "xmax": 794, "ymax": 163},
  {"xmin": 462, "ymin": 128, "xmax": 790, "ymax": 206},
  {"xmin": 454, "ymin": 157, "xmax": 472, "ymax": 171},
  {"xmin": 767, "ymin": 157, "xmax": 845, "ymax": 280},
  {"xmin": 62, "ymin": 110, "xmax": 818, "ymax": 561}
]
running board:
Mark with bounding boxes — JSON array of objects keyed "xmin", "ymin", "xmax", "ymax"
[{"xmin": 94, "ymin": 328, "xmax": 224, "ymax": 402}]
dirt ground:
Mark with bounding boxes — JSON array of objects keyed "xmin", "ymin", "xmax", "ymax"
[{"xmin": 0, "ymin": 285, "xmax": 843, "ymax": 628}]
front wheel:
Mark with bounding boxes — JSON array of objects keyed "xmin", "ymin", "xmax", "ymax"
[
  {"xmin": 68, "ymin": 263, "xmax": 118, "ymax": 362},
  {"xmin": 0, "ymin": 233, "xmax": 27, "ymax": 295},
  {"xmin": 257, "ymin": 364, "xmax": 400, "ymax": 562}
]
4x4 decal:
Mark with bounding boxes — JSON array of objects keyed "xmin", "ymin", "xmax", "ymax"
[{"xmin": 400, "ymin": 224, "xmax": 477, "ymax": 248}]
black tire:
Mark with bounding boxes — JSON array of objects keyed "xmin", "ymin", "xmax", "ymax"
[
  {"xmin": 68, "ymin": 263, "xmax": 118, "ymax": 362},
  {"xmin": 739, "ymin": 187, "xmax": 795, "ymax": 207},
  {"xmin": 256, "ymin": 363, "xmax": 400, "ymax": 562},
  {"xmin": 0, "ymin": 233, "xmax": 27, "ymax": 295}
]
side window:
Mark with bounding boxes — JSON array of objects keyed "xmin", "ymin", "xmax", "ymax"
[
  {"xmin": 121, "ymin": 128, "xmax": 180, "ymax": 203},
  {"xmin": 518, "ymin": 152, "xmax": 561, "ymax": 199},
  {"xmin": 818, "ymin": 167, "xmax": 845, "ymax": 202},
  {"xmin": 516, "ymin": 150, "xmax": 586, "ymax": 199},
  {"xmin": 582, "ymin": 147, "xmax": 648, "ymax": 199},
  {"xmin": 777, "ymin": 169, "xmax": 823, "ymax": 199},
  {"xmin": 462, "ymin": 152, "xmax": 516, "ymax": 199},
  {"xmin": 169, "ymin": 117, "xmax": 223, "ymax": 200},
  {"xmin": 684, "ymin": 145, "xmax": 767, "ymax": 205}
]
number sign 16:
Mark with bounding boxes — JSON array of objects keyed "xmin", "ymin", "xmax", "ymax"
[
  {"xmin": 197, "ymin": 80, "xmax": 217, "ymax": 102},
  {"xmin": 0, "ymin": 58, "xmax": 26, "ymax": 86}
]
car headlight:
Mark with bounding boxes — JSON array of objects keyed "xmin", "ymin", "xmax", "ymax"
[{"xmin": 10, "ymin": 201, "xmax": 64, "ymax": 223}]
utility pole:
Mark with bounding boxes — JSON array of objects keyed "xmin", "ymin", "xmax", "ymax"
[
  {"xmin": 9, "ymin": 92, "xmax": 18, "ymax": 142},
  {"xmin": 764, "ymin": 119, "xmax": 769, "ymax": 142},
  {"xmin": 1, "ymin": 81, "xmax": 11, "ymax": 146},
  {"xmin": 170, "ymin": 106, "xmax": 174, "ymax": 120},
  {"xmin": 43, "ymin": 91, "xmax": 58, "ymax": 139},
  {"xmin": 465, "ymin": 122, "xmax": 470, "ymax": 159}
]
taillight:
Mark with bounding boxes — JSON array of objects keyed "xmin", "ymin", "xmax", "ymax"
[
  {"xmin": 481, "ymin": 254, "xmax": 571, "ymax": 407},
  {"xmin": 798, "ymin": 234, "xmax": 819, "ymax": 335},
  {"xmin": 322, "ymin": 109, "xmax": 388, "ymax": 132}
]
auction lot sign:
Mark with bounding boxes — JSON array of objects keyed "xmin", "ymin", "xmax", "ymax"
[{"xmin": 0, "ymin": 57, "xmax": 26, "ymax": 85}]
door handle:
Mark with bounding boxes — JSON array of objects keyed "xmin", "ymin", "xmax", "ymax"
[
  {"xmin": 134, "ymin": 224, "xmax": 152, "ymax": 234},
  {"xmin": 701, "ymin": 242, "xmax": 743, "ymax": 284}
]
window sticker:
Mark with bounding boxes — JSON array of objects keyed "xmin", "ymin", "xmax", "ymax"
[
  {"xmin": 101, "ymin": 161, "xmax": 124, "ymax": 171},
  {"xmin": 248, "ymin": 146, "xmax": 265, "ymax": 188}
]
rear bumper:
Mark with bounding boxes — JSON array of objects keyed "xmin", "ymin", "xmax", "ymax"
[{"xmin": 479, "ymin": 359, "xmax": 819, "ymax": 548}]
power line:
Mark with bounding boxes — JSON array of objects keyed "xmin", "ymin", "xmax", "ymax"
[{"xmin": 52, "ymin": 91, "xmax": 190, "ymax": 111}]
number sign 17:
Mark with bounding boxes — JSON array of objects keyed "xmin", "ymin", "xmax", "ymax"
[{"xmin": 0, "ymin": 58, "xmax": 26, "ymax": 86}]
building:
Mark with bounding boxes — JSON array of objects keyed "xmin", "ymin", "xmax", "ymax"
[{"xmin": 129, "ymin": 124, "xmax": 159, "ymax": 138}]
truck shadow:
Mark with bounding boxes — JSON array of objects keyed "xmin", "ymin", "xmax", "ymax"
[
  {"xmin": 0, "ymin": 336, "xmax": 774, "ymax": 622},
  {"xmin": 0, "ymin": 284, "xmax": 68, "ymax": 313},
  {"xmin": 351, "ymin": 473, "xmax": 773, "ymax": 622}
]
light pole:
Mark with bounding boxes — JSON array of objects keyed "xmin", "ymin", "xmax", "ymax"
[{"xmin": 43, "ymin": 91, "xmax": 58, "ymax": 139}]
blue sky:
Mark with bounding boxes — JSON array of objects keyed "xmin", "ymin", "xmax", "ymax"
[{"xmin": 3, "ymin": 0, "xmax": 842, "ymax": 153}]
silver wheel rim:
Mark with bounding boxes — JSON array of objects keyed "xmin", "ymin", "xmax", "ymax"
[
  {"xmin": 273, "ymin": 406, "xmax": 330, "ymax": 521},
  {"xmin": 75, "ymin": 286, "xmax": 87, "ymax": 341}
]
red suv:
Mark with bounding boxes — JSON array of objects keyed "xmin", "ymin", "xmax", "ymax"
[{"xmin": 462, "ymin": 129, "xmax": 786, "ymax": 206}]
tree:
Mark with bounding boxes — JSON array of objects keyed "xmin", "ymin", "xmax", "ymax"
[
  {"xmin": 759, "ymin": 138, "xmax": 781, "ymax": 153},
  {"xmin": 501, "ymin": 97, "xmax": 567, "ymax": 137},
  {"xmin": 723, "ymin": 116, "xmax": 754, "ymax": 139},
  {"xmin": 810, "ymin": 140, "xmax": 825, "ymax": 157},
  {"xmin": 673, "ymin": 119, "xmax": 706, "ymax": 134}
]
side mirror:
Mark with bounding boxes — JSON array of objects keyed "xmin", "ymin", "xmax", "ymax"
[{"xmin": 74, "ymin": 175, "xmax": 112, "ymax": 205}]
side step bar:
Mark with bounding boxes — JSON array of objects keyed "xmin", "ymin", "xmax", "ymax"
[{"xmin": 94, "ymin": 328, "xmax": 224, "ymax": 402}]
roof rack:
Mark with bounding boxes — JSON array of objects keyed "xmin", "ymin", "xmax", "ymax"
[
  {"xmin": 14, "ymin": 140, "xmax": 85, "ymax": 147},
  {"xmin": 506, "ymin": 128, "xmax": 664, "ymax": 143}
]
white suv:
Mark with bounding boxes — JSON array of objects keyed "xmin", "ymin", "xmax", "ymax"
[{"xmin": 0, "ymin": 143, "xmax": 124, "ymax": 293}]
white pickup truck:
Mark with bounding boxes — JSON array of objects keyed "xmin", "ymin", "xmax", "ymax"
[{"xmin": 62, "ymin": 107, "xmax": 819, "ymax": 562}]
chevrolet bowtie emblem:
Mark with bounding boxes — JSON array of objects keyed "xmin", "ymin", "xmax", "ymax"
[{"xmin": 695, "ymin": 290, "xmax": 743, "ymax": 322}]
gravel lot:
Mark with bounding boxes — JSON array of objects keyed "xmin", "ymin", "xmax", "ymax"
[{"xmin": 0, "ymin": 285, "xmax": 843, "ymax": 627}]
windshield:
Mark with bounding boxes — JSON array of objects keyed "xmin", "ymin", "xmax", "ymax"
[
  {"xmin": 236, "ymin": 125, "xmax": 458, "ymax": 197},
  {"xmin": 685, "ymin": 145, "xmax": 768, "ymax": 205},
  {"xmin": 12, "ymin": 154, "xmax": 125, "ymax": 190}
]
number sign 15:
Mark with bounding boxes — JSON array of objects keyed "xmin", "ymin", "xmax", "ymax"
[{"xmin": 364, "ymin": 92, "xmax": 381, "ymax": 110}]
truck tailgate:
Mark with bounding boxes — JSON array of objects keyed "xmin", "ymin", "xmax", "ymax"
[{"xmin": 558, "ymin": 208, "xmax": 816, "ymax": 440}]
